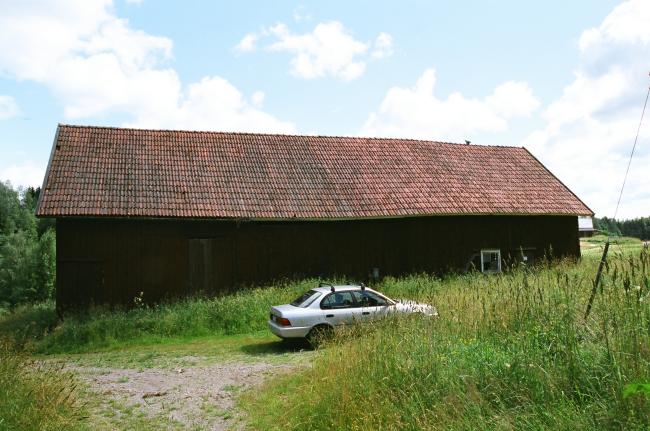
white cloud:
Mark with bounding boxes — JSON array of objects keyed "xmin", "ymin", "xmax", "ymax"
[
  {"xmin": 361, "ymin": 69, "xmax": 539, "ymax": 141},
  {"xmin": 0, "ymin": 162, "xmax": 45, "ymax": 188},
  {"xmin": 0, "ymin": 96, "xmax": 21, "ymax": 120},
  {"xmin": 237, "ymin": 22, "xmax": 392, "ymax": 81},
  {"xmin": 234, "ymin": 33, "xmax": 258, "ymax": 53},
  {"xmin": 0, "ymin": 0, "xmax": 293, "ymax": 132},
  {"xmin": 486, "ymin": 81, "xmax": 540, "ymax": 119},
  {"xmin": 267, "ymin": 22, "xmax": 368, "ymax": 80},
  {"xmin": 371, "ymin": 32, "xmax": 394, "ymax": 59},
  {"xmin": 578, "ymin": 0, "xmax": 650, "ymax": 50},
  {"xmin": 523, "ymin": 0, "xmax": 650, "ymax": 219},
  {"xmin": 128, "ymin": 77, "xmax": 294, "ymax": 133},
  {"xmin": 251, "ymin": 90, "xmax": 265, "ymax": 108}
]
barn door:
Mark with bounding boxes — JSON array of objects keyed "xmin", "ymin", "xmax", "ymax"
[
  {"xmin": 188, "ymin": 237, "xmax": 232, "ymax": 294},
  {"xmin": 57, "ymin": 259, "xmax": 104, "ymax": 308}
]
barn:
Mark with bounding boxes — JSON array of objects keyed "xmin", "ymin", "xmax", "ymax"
[{"xmin": 36, "ymin": 124, "xmax": 593, "ymax": 310}]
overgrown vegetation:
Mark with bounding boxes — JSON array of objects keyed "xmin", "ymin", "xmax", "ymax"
[
  {"xmin": 0, "ymin": 182, "xmax": 55, "ymax": 309},
  {"xmin": 0, "ymin": 279, "xmax": 318, "ymax": 354},
  {"xmin": 2, "ymin": 241, "xmax": 649, "ymax": 429},
  {"xmin": 0, "ymin": 340, "xmax": 86, "ymax": 431},
  {"xmin": 242, "ymin": 250, "xmax": 650, "ymax": 430}
]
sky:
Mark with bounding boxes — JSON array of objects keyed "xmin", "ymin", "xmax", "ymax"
[{"xmin": 0, "ymin": 0, "xmax": 648, "ymax": 219}]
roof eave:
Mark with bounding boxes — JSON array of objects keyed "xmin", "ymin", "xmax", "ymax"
[
  {"xmin": 35, "ymin": 124, "xmax": 61, "ymax": 217},
  {"xmin": 39, "ymin": 212, "xmax": 593, "ymax": 222}
]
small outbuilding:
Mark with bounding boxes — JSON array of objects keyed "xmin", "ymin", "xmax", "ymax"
[
  {"xmin": 578, "ymin": 216, "xmax": 596, "ymax": 237},
  {"xmin": 37, "ymin": 125, "xmax": 593, "ymax": 309}
]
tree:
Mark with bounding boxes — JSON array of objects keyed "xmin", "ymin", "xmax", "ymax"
[
  {"xmin": 594, "ymin": 216, "xmax": 650, "ymax": 240},
  {"xmin": 0, "ymin": 181, "xmax": 56, "ymax": 307}
]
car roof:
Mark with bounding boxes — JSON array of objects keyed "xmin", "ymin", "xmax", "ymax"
[{"xmin": 311, "ymin": 285, "xmax": 376, "ymax": 294}]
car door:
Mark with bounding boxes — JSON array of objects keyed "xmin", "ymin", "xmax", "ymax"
[
  {"xmin": 351, "ymin": 290, "xmax": 391, "ymax": 322},
  {"xmin": 319, "ymin": 291, "xmax": 363, "ymax": 326}
]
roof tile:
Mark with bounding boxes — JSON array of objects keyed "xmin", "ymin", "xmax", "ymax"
[{"xmin": 36, "ymin": 124, "xmax": 593, "ymax": 219}]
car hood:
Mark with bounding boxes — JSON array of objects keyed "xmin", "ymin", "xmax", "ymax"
[{"xmin": 393, "ymin": 300, "xmax": 438, "ymax": 317}]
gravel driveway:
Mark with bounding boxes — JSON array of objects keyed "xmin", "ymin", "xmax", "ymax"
[{"xmin": 69, "ymin": 360, "xmax": 294, "ymax": 430}]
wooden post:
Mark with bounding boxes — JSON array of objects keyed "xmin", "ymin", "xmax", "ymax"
[{"xmin": 584, "ymin": 241, "xmax": 610, "ymax": 320}]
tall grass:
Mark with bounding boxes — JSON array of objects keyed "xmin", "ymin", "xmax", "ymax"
[
  {"xmin": 0, "ymin": 279, "xmax": 319, "ymax": 354},
  {"xmin": 242, "ymin": 250, "xmax": 650, "ymax": 430},
  {"xmin": 0, "ymin": 340, "xmax": 85, "ymax": 430}
]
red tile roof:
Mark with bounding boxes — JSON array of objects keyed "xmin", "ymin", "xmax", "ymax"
[{"xmin": 36, "ymin": 124, "xmax": 593, "ymax": 219}]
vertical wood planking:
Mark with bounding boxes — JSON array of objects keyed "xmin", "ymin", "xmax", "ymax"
[{"xmin": 55, "ymin": 215, "xmax": 582, "ymax": 309}]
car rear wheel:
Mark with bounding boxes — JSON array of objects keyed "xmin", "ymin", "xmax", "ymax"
[{"xmin": 307, "ymin": 324, "xmax": 333, "ymax": 348}]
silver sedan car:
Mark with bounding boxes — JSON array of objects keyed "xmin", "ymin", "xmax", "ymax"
[{"xmin": 268, "ymin": 284, "xmax": 437, "ymax": 345}]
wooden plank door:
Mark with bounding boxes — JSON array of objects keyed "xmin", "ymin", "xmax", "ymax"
[{"xmin": 188, "ymin": 237, "xmax": 233, "ymax": 294}]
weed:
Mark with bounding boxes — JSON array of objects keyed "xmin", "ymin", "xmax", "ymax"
[
  {"xmin": 241, "ymin": 250, "xmax": 650, "ymax": 430},
  {"xmin": 0, "ymin": 340, "xmax": 86, "ymax": 431}
]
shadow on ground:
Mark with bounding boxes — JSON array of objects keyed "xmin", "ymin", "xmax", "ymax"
[{"xmin": 240, "ymin": 338, "xmax": 312, "ymax": 356}]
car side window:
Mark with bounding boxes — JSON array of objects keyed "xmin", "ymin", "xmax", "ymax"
[
  {"xmin": 320, "ymin": 291, "xmax": 356, "ymax": 309},
  {"xmin": 352, "ymin": 290, "xmax": 388, "ymax": 307}
]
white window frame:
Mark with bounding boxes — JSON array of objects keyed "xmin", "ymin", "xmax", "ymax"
[{"xmin": 480, "ymin": 249, "xmax": 501, "ymax": 274}]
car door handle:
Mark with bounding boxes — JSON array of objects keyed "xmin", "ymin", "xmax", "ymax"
[
  {"xmin": 326, "ymin": 314, "xmax": 334, "ymax": 318},
  {"xmin": 362, "ymin": 312, "xmax": 370, "ymax": 315}
]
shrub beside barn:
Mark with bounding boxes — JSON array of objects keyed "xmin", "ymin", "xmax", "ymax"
[{"xmin": 37, "ymin": 125, "xmax": 593, "ymax": 309}]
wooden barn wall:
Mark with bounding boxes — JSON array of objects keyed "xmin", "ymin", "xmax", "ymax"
[{"xmin": 55, "ymin": 215, "xmax": 579, "ymax": 308}]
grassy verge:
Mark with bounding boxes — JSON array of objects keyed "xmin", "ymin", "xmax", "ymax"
[
  {"xmin": 241, "ymin": 251, "xmax": 650, "ymax": 430},
  {"xmin": 0, "ymin": 340, "xmax": 87, "ymax": 431},
  {"xmin": 0, "ymin": 279, "xmax": 318, "ymax": 354},
  {"xmin": 49, "ymin": 331, "xmax": 312, "ymax": 369}
]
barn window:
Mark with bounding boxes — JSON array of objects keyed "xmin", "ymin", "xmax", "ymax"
[{"xmin": 480, "ymin": 249, "xmax": 501, "ymax": 273}]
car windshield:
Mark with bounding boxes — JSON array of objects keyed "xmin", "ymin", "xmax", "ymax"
[{"xmin": 290, "ymin": 289, "xmax": 320, "ymax": 307}]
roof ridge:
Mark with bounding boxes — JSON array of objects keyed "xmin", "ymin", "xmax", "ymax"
[{"xmin": 57, "ymin": 123, "xmax": 521, "ymax": 149}]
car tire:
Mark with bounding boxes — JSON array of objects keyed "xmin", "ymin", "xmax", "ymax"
[{"xmin": 307, "ymin": 324, "xmax": 333, "ymax": 348}]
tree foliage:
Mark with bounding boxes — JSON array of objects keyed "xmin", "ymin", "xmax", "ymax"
[
  {"xmin": 0, "ymin": 182, "xmax": 55, "ymax": 308},
  {"xmin": 595, "ymin": 216, "xmax": 650, "ymax": 240}
]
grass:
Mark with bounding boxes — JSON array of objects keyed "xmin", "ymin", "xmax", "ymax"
[
  {"xmin": 0, "ymin": 340, "xmax": 87, "ymax": 431},
  {"xmin": 241, "ymin": 250, "xmax": 650, "ymax": 430},
  {"xmin": 85, "ymin": 394, "xmax": 185, "ymax": 431},
  {"xmin": 2, "ymin": 243, "xmax": 649, "ymax": 430},
  {"xmin": 580, "ymin": 233, "xmax": 644, "ymax": 255},
  {"xmin": 0, "ymin": 279, "xmax": 319, "ymax": 354},
  {"xmin": 48, "ymin": 331, "xmax": 313, "ymax": 369},
  {"xmin": 0, "ymin": 281, "xmax": 318, "ymax": 430}
]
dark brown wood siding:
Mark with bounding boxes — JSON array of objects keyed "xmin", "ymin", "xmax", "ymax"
[{"xmin": 55, "ymin": 215, "xmax": 580, "ymax": 309}]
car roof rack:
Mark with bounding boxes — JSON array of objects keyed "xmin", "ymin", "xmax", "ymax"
[{"xmin": 319, "ymin": 281, "xmax": 335, "ymax": 292}]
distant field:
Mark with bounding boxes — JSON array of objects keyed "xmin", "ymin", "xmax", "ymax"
[{"xmin": 580, "ymin": 233, "xmax": 645, "ymax": 255}]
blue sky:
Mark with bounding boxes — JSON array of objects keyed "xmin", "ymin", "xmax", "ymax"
[{"xmin": 1, "ymin": 0, "xmax": 648, "ymax": 218}]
